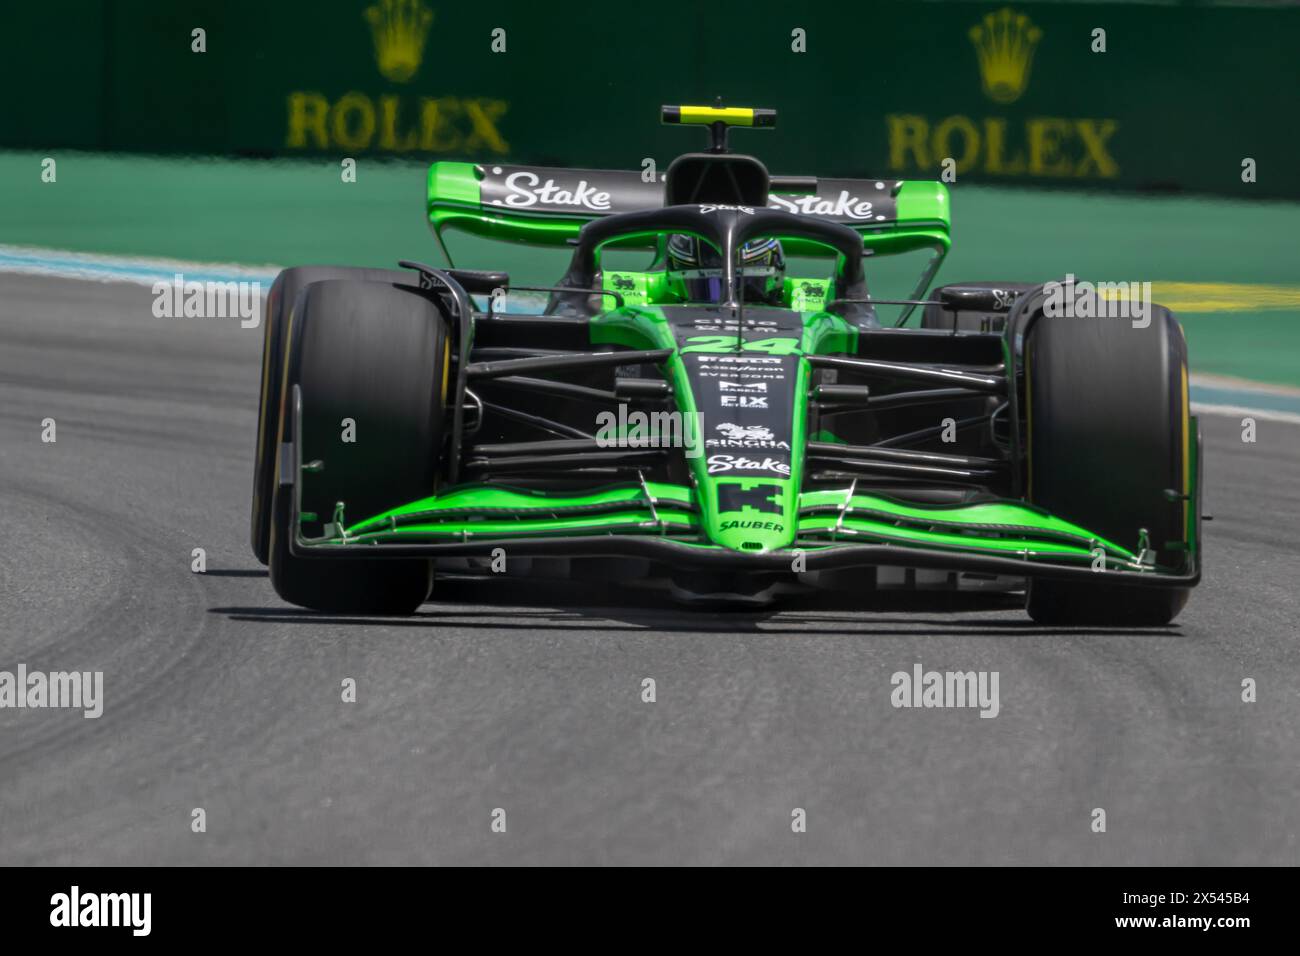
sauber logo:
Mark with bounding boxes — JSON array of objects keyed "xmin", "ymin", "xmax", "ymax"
[
  {"xmin": 707, "ymin": 455, "xmax": 791, "ymax": 475},
  {"xmin": 720, "ymin": 519, "xmax": 784, "ymax": 533},
  {"xmin": 495, "ymin": 169, "xmax": 612, "ymax": 210}
]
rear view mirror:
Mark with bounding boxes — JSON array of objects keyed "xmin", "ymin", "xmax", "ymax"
[{"xmin": 938, "ymin": 285, "xmax": 1022, "ymax": 314}]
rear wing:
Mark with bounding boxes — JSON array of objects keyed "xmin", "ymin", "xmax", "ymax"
[{"xmin": 427, "ymin": 162, "xmax": 950, "ymax": 258}]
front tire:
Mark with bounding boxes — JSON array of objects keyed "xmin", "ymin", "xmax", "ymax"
[
  {"xmin": 268, "ymin": 279, "xmax": 448, "ymax": 615},
  {"xmin": 1023, "ymin": 303, "xmax": 1193, "ymax": 626},
  {"xmin": 251, "ymin": 266, "xmax": 417, "ymax": 565}
]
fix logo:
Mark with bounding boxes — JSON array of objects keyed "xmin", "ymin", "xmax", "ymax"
[
  {"xmin": 707, "ymin": 455, "xmax": 790, "ymax": 475},
  {"xmin": 721, "ymin": 395, "xmax": 767, "ymax": 408}
]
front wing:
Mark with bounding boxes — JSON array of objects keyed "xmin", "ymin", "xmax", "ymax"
[{"xmin": 282, "ymin": 388, "xmax": 1202, "ymax": 588}]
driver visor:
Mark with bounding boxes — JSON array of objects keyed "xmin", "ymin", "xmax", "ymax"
[{"xmin": 676, "ymin": 266, "xmax": 777, "ymax": 303}]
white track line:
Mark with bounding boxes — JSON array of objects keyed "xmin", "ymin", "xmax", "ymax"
[
  {"xmin": 1191, "ymin": 402, "xmax": 1300, "ymax": 425},
  {"xmin": 0, "ymin": 244, "xmax": 280, "ymax": 286}
]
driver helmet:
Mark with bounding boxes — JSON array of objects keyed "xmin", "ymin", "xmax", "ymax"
[{"xmin": 666, "ymin": 234, "xmax": 785, "ymax": 304}]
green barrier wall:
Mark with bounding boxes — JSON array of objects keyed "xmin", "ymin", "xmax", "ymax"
[{"xmin": 2, "ymin": 0, "xmax": 1297, "ymax": 198}]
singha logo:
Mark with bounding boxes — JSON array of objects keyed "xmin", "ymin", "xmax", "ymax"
[
  {"xmin": 365, "ymin": 0, "xmax": 434, "ymax": 83},
  {"xmin": 969, "ymin": 7, "xmax": 1042, "ymax": 105},
  {"xmin": 717, "ymin": 423, "xmax": 774, "ymax": 442}
]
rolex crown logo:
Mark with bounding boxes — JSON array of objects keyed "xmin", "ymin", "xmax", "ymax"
[
  {"xmin": 969, "ymin": 7, "xmax": 1042, "ymax": 104},
  {"xmin": 365, "ymin": 0, "xmax": 434, "ymax": 84}
]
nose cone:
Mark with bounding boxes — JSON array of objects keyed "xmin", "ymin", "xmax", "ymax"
[
  {"xmin": 705, "ymin": 477, "xmax": 798, "ymax": 554},
  {"xmin": 660, "ymin": 304, "xmax": 809, "ymax": 557},
  {"xmin": 710, "ymin": 519, "xmax": 789, "ymax": 553}
]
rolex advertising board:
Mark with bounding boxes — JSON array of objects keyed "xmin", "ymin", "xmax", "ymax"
[{"xmin": 1, "ymin": 0, "xmax": 1296, "ymax": 198}]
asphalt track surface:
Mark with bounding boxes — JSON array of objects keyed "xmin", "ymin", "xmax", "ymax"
[{"xmin": 1, "ymin": 273, "xmax": 1297, "ymax": 865}]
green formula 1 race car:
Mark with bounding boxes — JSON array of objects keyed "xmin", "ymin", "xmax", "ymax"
[{"xmin": 249, "ymin": 105, "xmax": 1201, "ymax": 624}]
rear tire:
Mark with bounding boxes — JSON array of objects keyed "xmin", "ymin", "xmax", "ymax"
[
  {"xmin": 1023, "ymin": 302, "xmax": 1193, "ymax": 626},
  {"xmin": 251, "ymin": 266, "xmax": 416, "ymax": 564},
  {"xmin": 268, "ymin": 279, "xmax": 447, "ymax": 615}
]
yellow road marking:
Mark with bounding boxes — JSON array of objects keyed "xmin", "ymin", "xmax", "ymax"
[{"xmin": 1098, "ymin": 281, "xmax": 1300, "ymax": 312}]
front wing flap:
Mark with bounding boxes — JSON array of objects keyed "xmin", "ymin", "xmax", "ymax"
[{"xmin": 282, "ymin": 387, "xmax": 1201, "ymax": 587}]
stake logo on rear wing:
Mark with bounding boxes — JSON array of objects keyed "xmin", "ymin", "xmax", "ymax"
[
  {"xmin": 768, "ymin": 181, "xmax": 898, "ymax": 223},
  {"xmin": 472, "ymin": 163, "xmax": 904, "ymax": 226},
  {"xmin": 427, "ymin": 102, "xmax": 949, "ymax": 254},
  {"xmin": 479, "ymin": 164, "xmax": 661, "ymax": 214}
]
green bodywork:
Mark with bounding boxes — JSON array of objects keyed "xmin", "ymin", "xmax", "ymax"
[
  {"xmin": 426, "ymin": 161, "xmax": 951, "ymax": 256},
  {"xmin": 588, "ymin": 302, "xmax": 849, "ymax": 553},
  {"xmin": 293, "ymin": 160, "xmax": 1195, "ymax": 580},
  {"xmin": 339, "ymin": 482, "xmax": 1148, "ymax": 570}
]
